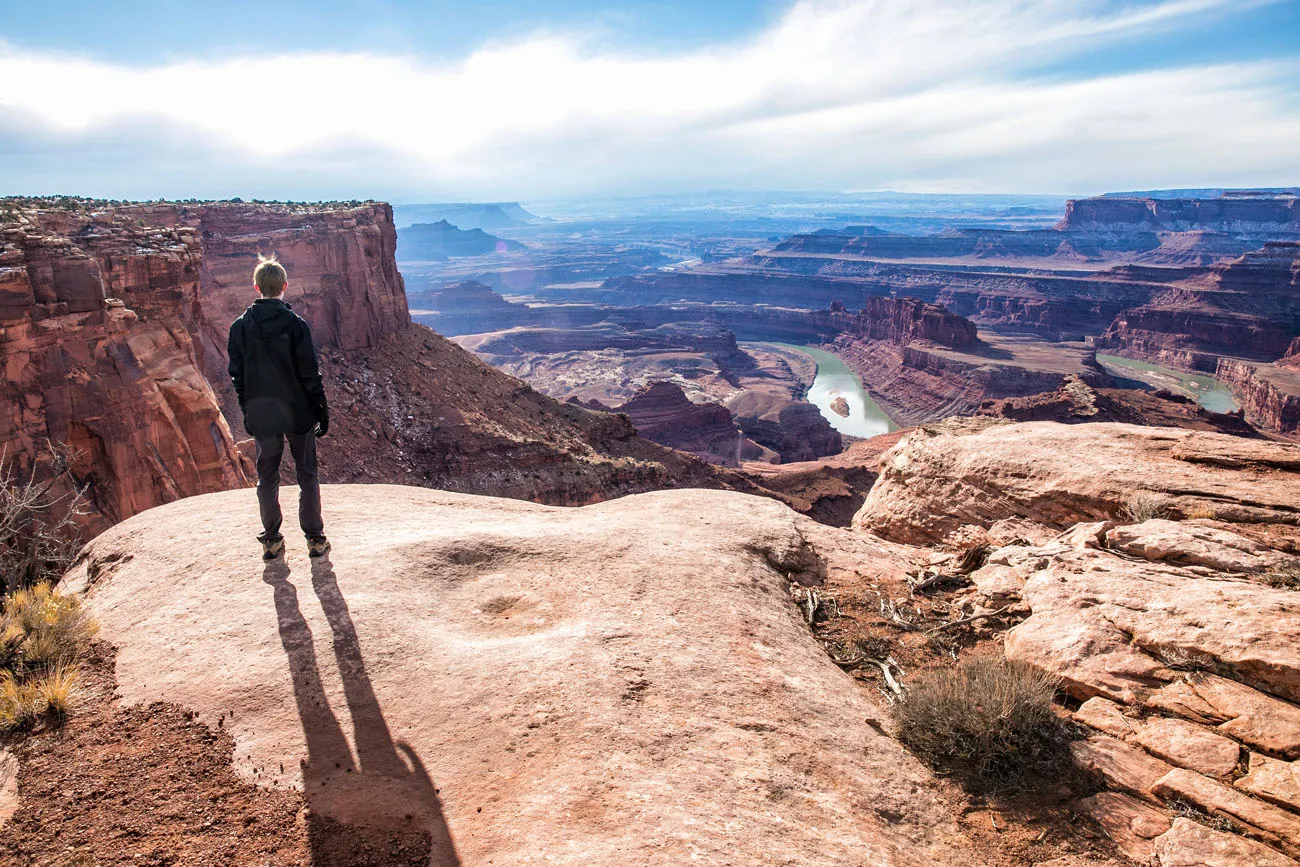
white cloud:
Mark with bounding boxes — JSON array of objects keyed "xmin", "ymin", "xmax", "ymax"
[{"xmin": 0, "ymin": 0, "xmax": 1295, "ymax": 198}]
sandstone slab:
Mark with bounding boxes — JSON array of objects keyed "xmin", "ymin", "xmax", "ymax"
[
  {"xmin": 1107, "ymin": 519, "xmax": 1293, "ymax": 574},
  {"xmin": 1237, "ymin": 754, "xmax": 1300, "ymax": 814},
  {"xmin": 1148, "ymin": 674, "xmax": 1300, "ymax": 760},
  {"xmin": 1153, "ymin": 817, "xmax": 1298, "ymax": 867},
  {"xmin": 1077, "ymin": 791, "xmax": 1171, "ymax": 863},
  {"xmin": 74, "ymin": 485, "xmax": 979, "ymax": 867},
  {"xmin": 1075, "ymin": 697, "xmax": 1137, "ymax": 739},
  {"xmin": 1152, "ymin": 768, "xmax": 1300, "ymax": 857},
  {"xmin": 1003, "ymin": 545, "xmax": 1300, "ymax": 706},
  {"xmin": 1134, "ymin": 717, "xmax": 1242, "ymax": 779},
  {"xmin": 1070, "ymin": 735, "xmax": 1173, "ymax": 802},
  {"xmin": 857, "ymin": 421, "xmax": 1300, "ymax": 545}
]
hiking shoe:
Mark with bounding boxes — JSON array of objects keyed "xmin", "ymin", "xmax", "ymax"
[
  {"xmin": 307, "ymin": 536, "xmax": 331, "ymax": 558},
  {"xmin": 260, "ymin": 535, "xmax": 285, "ymax": 561}
]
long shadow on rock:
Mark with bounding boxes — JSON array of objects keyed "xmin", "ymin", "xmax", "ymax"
[{"xmin": 264, "ymin": 557, "xmax": 460, "ymax": 866}]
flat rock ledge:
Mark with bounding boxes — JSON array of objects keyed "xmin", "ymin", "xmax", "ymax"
[{"xmin": 70, "ymin": 485, "xmax": 977, "ymax": 867}]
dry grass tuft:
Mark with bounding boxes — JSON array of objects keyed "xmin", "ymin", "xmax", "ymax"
[
  {"xmin": 34, "ymin": 663, "xmax": 78, "ymax": 718},
  {"xmin": 0, "ymin": 582, "xmax": 98, "ymax": 673},
  {"xmin": 0, "ymin": 583, "xmax": 94, "ymax": 731},
  {"xmin": 893, "ymin": 656, "xmax": 1074, "ymax": 791},
  {"xmin": 0, "ymin": 670, "xmax": 45, "ymax": 731},
  {"xmin": 1120, "ymin": 491, "xmax": 1172, "ymax": 524}
]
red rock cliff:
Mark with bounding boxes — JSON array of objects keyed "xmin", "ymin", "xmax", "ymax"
[{"xmin": 0, "ymin": 207, "xmax": 248, "ymax": 530}]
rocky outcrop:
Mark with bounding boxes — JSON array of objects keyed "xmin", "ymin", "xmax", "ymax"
[
  {"xmin": 724, "ymin": 390, "xmax": 842, "ymax": 463},
  {"xmin": 411, "ymin": 280, "xmax": 534, "ymax": 335},
  {"xmin": 1060, "ymin": 195, "xmax": 1300, "ymax": 236},
  {"xmin": 857, "ymin": 419, "xmax": 1300, "ymax": 546},
  {"xmin": 978, "ymin": 375, "xmax": 1260, "ymax": 437},
  {"xmin": 610, "ymin": 382, "xmax": 768, "ymax": 467},
  {"xmin": 848, "ymin": 418, "xmax": 1300, "ymax": 864},
  {"xmin": 1215, "ymin": 358, "xmax": 1300, "ymax": 434},
  {"xmin": 73, "ymin": 485, "xmax": 982, "ymax": 866}
]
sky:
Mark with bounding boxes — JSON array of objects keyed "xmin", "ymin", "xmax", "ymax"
[{"xmin": 1, "ymin": 0, "xmax": 1298, "ymax": 202}]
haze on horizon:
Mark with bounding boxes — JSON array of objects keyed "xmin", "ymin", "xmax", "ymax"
[{"xmin": 1, "ymin": 0, "xmax": 1298, "ymax": 203}]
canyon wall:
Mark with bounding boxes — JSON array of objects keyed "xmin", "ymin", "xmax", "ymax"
[
  {"xmin": 1059, "ymin": 195, "xmax": 1300, "ymax": 235},
  {"xmin": 0, "ymin": 210, "xmax": 248, "ymax": 531},
  {"xmin": 1095, "ymin": 242, "xmax": 1300, "ymax": 371},
  {"xmin": 1215, "ymin": 358, "xmax": 1300, "ymax": 434}
]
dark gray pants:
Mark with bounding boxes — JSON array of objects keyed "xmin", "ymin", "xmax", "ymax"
[{"xmin": 255, "ymin": 433, "xmax": 324, "ymax": 539}]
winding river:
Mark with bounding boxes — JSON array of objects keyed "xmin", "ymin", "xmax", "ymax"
[
  {"xmin": 768, "ymin": 343, "xmax": 898, "ymax": 438},
  {"xmin": 1096, "ymin": 354, "xmax": 1239, "ymax": 413}
]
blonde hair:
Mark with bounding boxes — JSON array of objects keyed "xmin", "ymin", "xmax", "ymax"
[{"xmin": 253, "ymin": 255, "xmax": 288, "ymax": 297}]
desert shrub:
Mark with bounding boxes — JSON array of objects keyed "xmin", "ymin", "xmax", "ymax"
[
  {"xmin": 1263, "ymin": 565, "xmax": 1300, "ymax": 591},
  {"xmin": 0, "ymin": 671, "xmax": 44, "ymax": 731},
  {"xmin": 893, "ymin": 656, "xmax": 1073, "ymax": 791},
  {"xmin": 0, "ymin": 583, "xmax": 95, "ymax": 731},
  {"xmin": 1120, "ymin": 491, "xmax": 1171, "ymax": 524},
  {"xmin": 0, "ymin": 582, "xmax": 98, "ymax": 673},
  {"xmin": 0, "ymin": 445, "xmax": 88, "ymax": 595}
]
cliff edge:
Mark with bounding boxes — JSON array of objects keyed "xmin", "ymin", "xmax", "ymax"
[{"xmin": 68, "ymin": 485, "xmax": 978, "ymax": 867}]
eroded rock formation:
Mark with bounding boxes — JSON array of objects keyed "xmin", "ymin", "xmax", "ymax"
[
  {"xmin": 978, "ymin": 375, "xmax": 1260, "ymax": 437},
  {"xmin": 609, "ymin": 382, "xmax": 768, "ymax": 467},
  {"xmin": 843, "ymin": 418, "xmax": 1300, "ymax": 864},
  {"xmin": 0, "ymin": 209, "xmax": 247, "ymax": 531}
]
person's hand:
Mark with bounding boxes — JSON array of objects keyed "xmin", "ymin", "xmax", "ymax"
[{"xmin": 314, "ymin": 407, "xmax": 329, "ymax": 438}]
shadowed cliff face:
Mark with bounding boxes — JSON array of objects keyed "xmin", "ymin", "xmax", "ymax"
[{"xmin": 0, "ymin": 198, "xmax": 739, "ymax": 531}]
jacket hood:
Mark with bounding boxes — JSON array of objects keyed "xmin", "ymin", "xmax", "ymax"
[{"xmin": 245, "ymin": 298, "xmax": 297, "ymax": 339}]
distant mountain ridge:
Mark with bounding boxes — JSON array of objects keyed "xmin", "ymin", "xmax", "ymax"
[{"xmin": 393, "ymin": 202, "xmax": 543, "ymax": 230}]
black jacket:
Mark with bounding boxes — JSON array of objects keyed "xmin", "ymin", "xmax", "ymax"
[{"xmin": 227, "ymin": 298, "xmax": 327, "ymax": 436}]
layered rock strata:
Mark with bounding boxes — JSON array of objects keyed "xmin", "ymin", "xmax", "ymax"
[
  {"xmin": 609, "ymin": 382, "xmax": 769, "ymax": 467},
  {"xmin": 978, "ymin": 375, "xmax": 1260, "ymax": 437},
  {"xmin": 850, "ymin": 419, "xmax": 1300, "ymax": 864},
  {"xmin": 0, "ymin": 209, "xmax": 247, "ymax": 531}
]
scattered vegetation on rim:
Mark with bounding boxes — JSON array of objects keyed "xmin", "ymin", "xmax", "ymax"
[
  {"xmin": 0, "ymin": 446, "xmax": 97, "ymax": 731},
  {"xmin": 893, "ymin": 656, "xmax": 1076, "ymax": 792},
  {"xmin": 1119, "ymin": 490, "xmax": 1172, "ymax": 524}
]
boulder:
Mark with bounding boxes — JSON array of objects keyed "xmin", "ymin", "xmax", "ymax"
[{"xmin": 72, "ymin": 485, "xmax": 980, "ymax": 867}]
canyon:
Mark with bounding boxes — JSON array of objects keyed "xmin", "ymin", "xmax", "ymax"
[
  {"xmin": 0, "ymin": 197, "xmax": 747, "ymax": 532},
  {"xmin": 5, "ymin": 189, "xmax": 1300, "ymax": 867}
]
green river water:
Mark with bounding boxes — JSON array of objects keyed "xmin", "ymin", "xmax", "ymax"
[
  {"xmin": 1095, "ymin": 354, "xmax": 1239, "ymax": 413},
  {"xmin": 767, "ymin": 343, "xmax": 899, "ymax": 438}
]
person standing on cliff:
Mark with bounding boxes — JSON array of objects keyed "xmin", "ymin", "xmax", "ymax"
[{"xmin": 227, "ymin": 255, "xmax": 331, "ymax": 561}]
